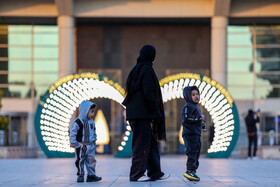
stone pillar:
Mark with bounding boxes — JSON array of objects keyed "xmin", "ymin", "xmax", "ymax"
[
  {"xmin": 211, "ymin": 16, "xmax": 228, "ymax": 88},
  {"xmin": 58, "ymin": 16, "xmax": 74, "ymax": 78}
]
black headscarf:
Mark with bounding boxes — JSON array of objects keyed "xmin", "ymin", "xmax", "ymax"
[{"xmin": 124, "ymin": 45, "xmax": 156, "ymax": 96}]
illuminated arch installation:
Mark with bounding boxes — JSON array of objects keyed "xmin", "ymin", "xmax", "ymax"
[
  {"xmin": 159, "ymin": 73, "xmax": 239, "ymax": 158},
  {"xmin": 35, "ymin": 72, "xmax": 239, "ymax": 158},
  {"xmin": 34, "ymin": 73, "xmax": 125, "ymax": 158}
]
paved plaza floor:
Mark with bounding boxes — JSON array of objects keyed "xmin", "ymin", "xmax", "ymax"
[{"xmin": 0, "ymin": 155, "xmax": 279, "ymax": 187}]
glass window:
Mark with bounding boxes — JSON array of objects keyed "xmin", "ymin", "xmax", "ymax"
[
  {"xmin": 8, "ymin": 47, "xmax": 32, "ymax": 58},
  {"xmin": 256, "ymin": 47, "xmax": 280, "ymax": 58},
  {"xmin": 255, "ymin": 86, "xmax": 280, "ymax": 99},
  {"xmin": 228, "ymin": 60, "xmax": 253, "ymax": 72},
  {"xmin": 0, "ymin": 61, "xmax": 8, "ymax": 70},
  {"xmin": 256, "ymin": 34, "xmax": 280, "ymax": 45},
  {"xmin": 0, "ymin": 24, "xmax": 59, "ymax": 98},
  {"xmin": 228, "ymin": 73, "xmax": 254, "ymax": 86},
  {"xmin": 0, "ymin": 47, "xmax": 8, "ymax": 57},
  {"xmin": 257, "ymin": 74, "xmax": 280, "ymax": 85},
  {"xmin": 228, "ymin": 34, "xmax": 253, "ymax": 46},
  {"xmin": 33, "ymin": 73, "xmax": 58, "ymax": 85},
  {"xmin": 7, "ymin": 85, "xmax": 31, "ymax": 98},
  {"xmin": 34, "ymin": 34, "xmax": 58, "ymax": 45},
  {"xmin": 35, "ymin": 86, "xmax": 52, "ymax": 98},
  {"xmin": 228, "ymin": 86, "xmax": 254, "ymax": 99},
  {"xmin": 228, "ymin": 25, "xmax": 280, "ymax": 99},
  {"xmin": 228, "ymin": 26, "xmax": 251, "ymax": 32},
  {"xmin": 0, "ymin": 74, "xmax": 8, "ymax": 84},
  {"xmin": 256, "ymin": 61, "xmax": 280, "ymax": 72},
  {"xmin": 0, "ymin": 34, "xmax": 8, "ymax": 44},
  {"xmin": 8, "ymin": 73, "xmax": 31, "ymax": 85},
  {"xmin": 34, "ymin": 60, "xmax": 58, "ymax": 72},
  {"xmin": 8, "ymin": 60, "xmax": 32, "ymax": 72},
  {"xmin": 8, "ymin": 25, "xmax": 32, "ymax": 33},
  {"xmin": 33, "ymin": 47, "xmax": 58, "ymax": 59},
  {"xmin": 8, "ymin": 33, "xmax": 32, "ymax": 45},
  {"xmin": 228, "ymin": 47, "xmax": 253, "ymax": 59},
  {"xmin": 33, "ymin": 26, "xmax": 58, "ymax": 33}
]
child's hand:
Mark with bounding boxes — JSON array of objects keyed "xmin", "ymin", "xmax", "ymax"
[
  {"xmin": 202, "ymin": 121, "xmax": 207, "ymax": 131},
  {"xmin": 202, "ymin": 121, "xmax": 206, "ymax": 127}
]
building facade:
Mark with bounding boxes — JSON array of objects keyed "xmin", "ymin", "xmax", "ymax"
[{"xmin": 0, "ymin": 0, "xmax": 280, "ymax": 157}]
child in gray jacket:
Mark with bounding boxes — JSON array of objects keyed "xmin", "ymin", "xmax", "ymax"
[{"xmin": 70, "ymin": 100, "xmax": 102, "ymax": 182}]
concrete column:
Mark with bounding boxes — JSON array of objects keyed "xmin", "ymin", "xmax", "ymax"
[
  {"xmin": 58, "ymin": 16, "xmax": 74, "ymax": 78},
  {"xmin": 211, "ymin": 16, "xmax": 228, "ymax": 88}
]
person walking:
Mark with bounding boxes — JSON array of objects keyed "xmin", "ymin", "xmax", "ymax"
[
  {"xmin": 122, "ymin": 44, "xmax": 169, "ymax": 182},
  {"xmin": 245, "ymin": 109, "xmax": 260, "ymax": 160}
]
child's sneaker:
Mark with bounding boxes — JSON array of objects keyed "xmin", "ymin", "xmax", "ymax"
[
  {"xmin": 86, "ymin": 175, "xmax": 102, "ymax": 182},
  {"xmin": 192, "ymin": 171, "xmax": 200, "ymax": 180},
  {"xmin": 77, "ymin": 176, "xmax": 84, "ymax": 182},
  {"xmin": 183, "ymin": 170, "xmax": 200, "ymax": 181}
]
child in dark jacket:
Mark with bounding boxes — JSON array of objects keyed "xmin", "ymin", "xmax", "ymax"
[{"xmin": 181, "ymin": 86, "xmax": 206, "ymax": 181}]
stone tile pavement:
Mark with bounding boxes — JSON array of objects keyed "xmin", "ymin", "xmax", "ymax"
[{"xmin": 0, "ymin": 155, "xmax": 279, "ymax": 186}]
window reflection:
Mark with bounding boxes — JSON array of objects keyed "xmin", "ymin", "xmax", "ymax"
[
  {"xmin": 228, "ymin": 73, "xmax": 254, "ymax": 86},
  {"xmin": 228, "ymin": 34, "xmax": 253, "ymax": 46},
  {"xmin": 34, "ymin": 47, "xmax": 58, "ymax": 59},
  {"xmin": 256, "ymin": 34, "xmax": 280, "ymax": 45},
  {"xmin": 9, "ymin": 73, "xmax": 31, "ymax": 85},
  {"xmin": 228, "ymin": 25, "xmax": 280, "ymax": 99},
  {"xmin": 256, "ymin": 48, "xmax": 280, "ymax": 58},
  {"xmin": 256, "ymin": 61, "xmax": 280, "ymax": 72},
  {"xmin": 9, "ymin": 47, "xmax": 32, "ymax": 58},
  {"xmin": 8, "ymin": 34, "xmax": 32, "ymax": 45},
  {"xmin": 34, "ymin": 34, "xmax": 58, "ymax": 45},
  {"xmin": 34, "ymin": 73, "xmax": 57, "ymax": 85},
  {"xmin": 227, "ymin": 60, "xmax": 252, "ymax": 72},
  {"xmin": 228, "ymin": 47, "xmax": 253, "ymax": 59},
  {"xmin": 34, "ymin": 60, "xmax": 58, "ymax": 72},
  {"xmin": 0, "ymin": 25, "xmax": 58, "ymax": 99},
  {"xmin": 228, "ymin": 86, "xmax": 254, "ymax": 99},
  {"xmin": 8, "ymin": 60, "xmax": 32, "ymax": 72},
  {"xmin": 4, "ymin": 85, "xmax": 31, "ymax": 98}
]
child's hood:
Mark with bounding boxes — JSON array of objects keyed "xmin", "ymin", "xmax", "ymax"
[
  {"xmin": 183, "ymin": 86, "xmax": 194, "ymax": 104},
  {"xmin": 78, "ymin": 100, "xmax": 94, "ymax": 120}
]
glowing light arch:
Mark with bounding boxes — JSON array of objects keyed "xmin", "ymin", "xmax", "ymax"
[
  {"xmin": 35, "ymin": 72, "xmax": 239, "ymax": 158},
  {"xmin": 159, "ymin": 73, "xmax": 239, "ymax": 158},
  {"xmin": 34, "ymin": 73, "xmax": 126, "ymax": 158}
]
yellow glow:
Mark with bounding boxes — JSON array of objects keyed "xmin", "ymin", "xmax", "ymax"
[
  {"xmin": 160, "ymin": 73, "xmax": 235, "ymax": 153},
  {"xmin": 179, "ymin": 126, "xmax": 184, "ymax": 145},
  {"xmin": 94, "ymin": 109, "xmax": 110, "ymax": 145}
]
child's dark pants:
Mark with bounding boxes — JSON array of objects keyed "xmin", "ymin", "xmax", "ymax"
[{"xmin": 183, "ymin": 135, "xmax": 201, "ymax": 172}]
